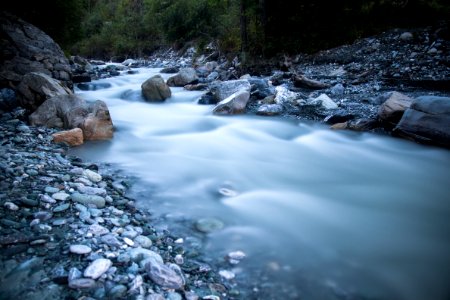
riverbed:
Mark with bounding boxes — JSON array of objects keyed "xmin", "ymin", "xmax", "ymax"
[{"xmin": 72, "ymin": 67, "xmax": 450, "ymax": 300}]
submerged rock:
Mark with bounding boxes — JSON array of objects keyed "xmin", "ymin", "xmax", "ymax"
[{"xmin": 195, "ymin": 218, "xmax": 224, "ymax": 233}]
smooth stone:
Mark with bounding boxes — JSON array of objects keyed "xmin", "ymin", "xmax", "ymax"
[
  {"xmin": 195, "ymin": 218, "xmax": 224, "ymax": 233},
  {"xmin": 68, "ymin": 278, "xmax": 96, "ymax": 289},
  {"xmin": 70, "ymin": 244, "xmax": 92, "ymax": 255},
  {"xmin": 145, "ymin": 260, "xmax": 184, "ymax": 289},
  {"xmin": 71, "ymin": 192, "xmax": 105, "ymax": 208},
  {"xmin": 134, "ymin": 235, "xmax": 152, "ymax": 248},
  {"xmin": 53, "ymin": 203, "xmax": 70, "ymax": 212},
  {"xmin": 128, "ymin": 248, "xmax": 163, "ymax": 263},
  {"xmin": 52, "ymin": 192, "xmax": 70, "ymax": 201},
  {"xmin": 108, "ymin": 284, "xmax": 127, "ymax": 298},
  {"xmin": 4, "ymin": 201, "xmax": 19, "ymax": 211},
  {"xmin": 78, "ymin": 186, "xmax": 107, "ymax": 196},
  {"xmin": 84, "ymin": 258, "xmax": 112, "ymax": 279},
  {"xmin": 83, "ymin": 169, "xmax": 102, "ymax": 183},
  {"xmin": 45, "ymin": 187, "xmax": 60, "ymax": 194},
  {"xmin": 89, "ymin": 224, "xmax": 110, "ymax": 236},
  {"xmin": 101, "ymin": 234, "xmax": 122, "ymax": 247}
]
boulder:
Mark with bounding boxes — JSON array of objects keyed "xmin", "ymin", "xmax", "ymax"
[
  {"xmin": 212, "ymin": 90, "xmax": 250, "ymax": 115},
  {"xmin": 0, "ymin": 12, "xmax": 73, "ymax": 90},
  {"xmin": 29, "ymin": 94, "xmax": 113, "ymax": 140},
  {"xmin": 210, "ymin": 80, "xmax": 251, "ymax": 102},
  {"xmin": 16, "ymin": 72, "xmax": 72, "ymax": 112},
  {"xmin": 167, "ymin": 68, "xmax": 198, "ymax": 87},
  {"xmin": 248, "ymin": 78, "xmax": 275, "ymax": 99},
  {"xmin": 141, "ymin": 75, "xmax": 171, "ymax": 102},
  {"xmin": 378, "ymin": 91, "xmax": 413, "ymax": 127},
  {"xmin": 394, "ymin": 96, "xmax": 450, "ymax": 148},
  {"xmin": 52, "ymin": 128, "xmax": 84, "ymax": 146},
  {"xmin": 274, "ymin": 86, "xmax": 301, "ymax": 105}
]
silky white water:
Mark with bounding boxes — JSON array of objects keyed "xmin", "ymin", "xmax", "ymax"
[{"xmin": 73, "ymin": 67, "xmax": 450, "ymax": 300}]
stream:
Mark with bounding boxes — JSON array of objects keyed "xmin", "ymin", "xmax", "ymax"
[{"xmin": 72, "ymin": 67, "xmax": 450, "ymax": 300}]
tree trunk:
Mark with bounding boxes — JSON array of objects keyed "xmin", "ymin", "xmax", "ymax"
[{"xmin": 240, "ymin": 0, "xmax": 248, "ymax": 61}]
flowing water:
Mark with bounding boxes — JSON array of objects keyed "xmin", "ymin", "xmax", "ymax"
[{"xmin": 72, "ymin": 67, "xmax": 450, "ymax": 300}]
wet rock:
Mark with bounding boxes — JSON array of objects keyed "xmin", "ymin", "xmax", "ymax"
[
  {"xmin": 257, "ymin": 104, "xmax": 284, "ymax": 116},
  {"xmin": 394, "ymin": 96, "xmax": 450, "ymax": 148},
  {"xmin": 53, "ymin": 203, "xmax": 70, "ymax": 212},
  {"xmin": 167, "ymin": 68, "xmax": 198, "ymax": 87},
  {"xmin": 134, "ymin": 235, "xmax": 152, "ymax": 248},
  {"xmin": 17, "ymin": 72, "xmax": 72, "ymax": 112},
  {"xmin": 78, "ymin": 185, "xmax": 107, "ymax": 196},
  {"xmin": 70, "ymin": 244, "xmax": 92, "ymax": 255},
  {"xmin": 108, "ymin": 284, "xmax": 127, "ymax": 298},
  {"xmin": 128, "ymin": 247, "xmax": 163, "ymax": 263},
  {"xmin": 141, "ymin": 75, "xmax": 171, "ymax": 102},
  {"xmin": 89, "ymin": 224, "xmax": 110, "ymax": 236},
  {"xmin": 101, "ymin": 234, "xmax": 122, "ymax": 247},
  {"xmin": 72, "ymin": 193, "xmax": 105, "ymax": 208},
  {"xmin": 195, "ymin": 218, "xmax": 224, "ymax": 233},
  {"xmin": 83, "ymin": 169, "xmax": 102, "ymax": 183},
  {"xmin": 212, "ymin": 90, "xmax": 250, "ymax": 115},
  {"xmin": 4, "ymin": 201, "xmax": 19, "ymax": 211},
  {"xmin": 378, "ymin": 91, "xmax": 413, "ymax": 127},
  {"xmin": 210, "ymin": 80, "xmax": 251, "ymax": 102},
  {"xmin": 84, "ymin": 258, "xmax": 112, "ymax": 279},
  {"xmin": 52, "ymin": 128, "xmax": 84, "ymax": 146},
  {"xmin": 81, "ymin": 100, "xmax": 114, "ymax": 140},
  {"xmin": 145, "ymin": 260, "xmax": 185, "ymax": 289},
  {"xmin": 198, "ymin": 93, "xmax": 217, "ymax": 105}
]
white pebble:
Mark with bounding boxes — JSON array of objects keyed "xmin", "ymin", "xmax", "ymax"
[{"xmin": 4, "ymin": 201, "xmax": 19, "ymax": 211}]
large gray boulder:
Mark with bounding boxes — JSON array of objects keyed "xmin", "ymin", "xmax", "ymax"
[
  {"xmin": 141, "ymin": 75, "xmax": 171, "ymax": 102},
  {"xmin": 17, "ymin": 72, "xmax": 72, "ymax": 111},
  {"xmin": 210, "ymin": 80, "xmax": 251, "ymax": 102},
  {"xmin": 394, "ymin": 96, "xmax": 450, "ymax": 148},
  {"xmin": 0, "ymin": 12, "xmax": 73, "ymax": 90},
  {"xmin": 167, "ymin": 68, "xmax": 198, "ymax": 87},
  {"xmin": 29, "ymin": 94, "xmax": 114, "ymax": 140}
]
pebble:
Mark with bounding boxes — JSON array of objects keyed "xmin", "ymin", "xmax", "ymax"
[
  {"xmin": 78, "ymin": 185, "xmax": 107, "ymax": 196},
  {"xmin": 83, "ymin": 169, "xmax": 102, "ymax": 183},
  {"xmin": 84, "ymin": 258, "xmax": 112, "ymax": 279},
  {"xmin": 145, "ymin": 260, "xmax": 185, "ymax": 289},
  {"xmin": 219, "ymin": 269, "xmax": 235, "ymax": 280},
  {"xmin": 70, "ymin": 244, "xmax": 92, "ymax": 254},
  {"xmin": 101, "ymin": 234, "xmax": 122, "ymax": 247},
  {"xmin": 45, "ymin": 186, "xmax": 60, "ymax": 193},
  {"xmin": 53, "ymin": 203, "xmax": 70, "ymax": 212},
  {"xmin": 4, "ymin": 201, "xmax": 19, "ymax": 211},
  {"xmin": 69, "ymin": 278, "xmax": 96, "ymax": 289},
  {"xmin": 71, "ymin": 192, "xmax": 106, "ymax": 208},
  {"xmin": 89, "ymin": 223, "xmax": 110, "ymax": 236},
  {"xmin": 108, "ymin": 284, "xmax": 127, "ymax": 298},
  {"xmin": 134, "ymin": 235, "xmax": 152, "ymax": 248},
  {"xmin": 128, "ymin": 248, "xmax": 163, "ymax": 264},
  {"xmin": 123, "ymin": 237, "xmax": 134, "ymax": 246},
  {"xmin": 52, "ymin": 192, "xmax": 70, "ymax": 201}
]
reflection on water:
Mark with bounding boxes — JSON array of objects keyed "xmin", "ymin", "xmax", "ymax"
[{"xmin": 72, "ymin": 67, "xmax": 450, "ymax": 300}]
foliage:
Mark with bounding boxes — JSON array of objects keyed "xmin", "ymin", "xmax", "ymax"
[{"xmin": 4, "ymin": 0, "xmax": 450, "ymax": 59}]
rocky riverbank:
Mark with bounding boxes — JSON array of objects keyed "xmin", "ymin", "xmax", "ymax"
[{"xmin": 0, "ymin": 108, "xmax": 247, "ymax": 300}]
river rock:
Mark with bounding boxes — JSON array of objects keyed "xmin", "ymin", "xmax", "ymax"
[
  {"xmin": 16, "ymin": 72, "xmax": 72, "ymax": 112},
  {"xmin": 274, "ymin": 86, "xmax": 300, "ymax": 105},
  {"xmin": 394, "ymin": 96, "xmax": 450, "ymax": 148},
  {"xmin": 141, "ymin": 75, "xmax": 171, "ymax": 101},
  {"xmin": 145, "ymin": 260, "xmax": 185, "ymax": 289},
  {"xmin": 256, "ymin": 104, "xmax": 284, "ymax": 116},
  {"xmin": 212, "ymin": 90, "xmax": 250, "ymax": 115},
  {"xmin": 167, "ymin": 68, "xmax": 198, "ymax": 87},
  {"xmin": 71, "ymin": 193, "xmax": 105, "ymax": 208},
  {"xmin": 69, "ymin": 244, "xmax": 92, "ymax": 255},
  {"xmin": 84, "ymin": 258, "xmax": 112, "ymax": 279},
  {"xmin": 52, "ymin": 128, "xmax": 84, "ymax": 146},
  {"xmin": 81, "ymin": 100, "xmax": 114, "ymax": 140},
  {"xmin": 0, "ymin": 12, "xmax": 73, "ymax": 93},
  {"xmin": 210, "ymin": 80, "xmax": 251, "ymax": 102},
  {"xmin": 68, "ymin": 278, "xmax": 96, "ymax": 289},
  {"xmin": 378, "ymin": 91, "xmax": 413, "ymax": 127},
  {"xmin": 83, "ymin": 169, "xmax": 102, "ymax": 183},
  {"xmin": 128, "ymin": 247, "xmax": 163, "ymax": 263},
  {"xmin": 160, "ymin": 67, "xmax": 179, "ymax": 74},
  {"xmin": 29, "ymin": 94, "xmax": 113, "ymax": 140}
]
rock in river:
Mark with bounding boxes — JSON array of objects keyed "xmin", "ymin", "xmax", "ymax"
[{"xmin": 141, "ymin": 75, "xmax": 171, "ymax": 101}]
